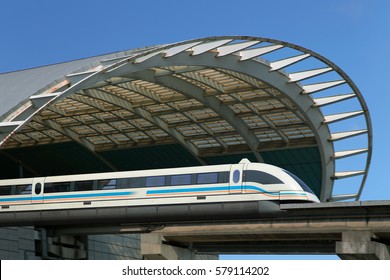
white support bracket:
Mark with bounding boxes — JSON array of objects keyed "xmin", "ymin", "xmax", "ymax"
[
  {"xmin": 289, "ymin": 67, "xmax": 332, "ymax": 82},
  {"xmin": 270, "ymin": 54, "xmax": 310, "ymax": 71},
  {"xmin": 239, "ymin": 44, "xmax": 284, "ymax": 61},
  {"xmin": 330, "ymin": 130, "xmax": 367, "ymax": 141},
  {"xmin": 313, "ymin": 93, "xmax": 355, "ymax": 107},
  {"xmin": 333, "ymin": 171, "xmax": 365, "ymax": 180},
  {"xmin": 303, "ymin": 80, "xmax": 346, "ymax": 94},
  {"xmin": 30, "ymin": 93, "xmax": 60, "ymax": 109}
]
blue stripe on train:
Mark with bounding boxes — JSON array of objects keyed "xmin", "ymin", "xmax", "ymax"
[
  {"xmin": 0, "ymin": 191, "xmax": 134, "ymax": 203},
  {"xmin": 43, "ymin": 191, "xmax": 134, "ymax": 200},
  {"xmin": 147, "ymin": 185, "xmax": 232, "ymax": 195},
  {"xmin": 146, "ymin": 185, "xmax": 302, "ymax": 197}
]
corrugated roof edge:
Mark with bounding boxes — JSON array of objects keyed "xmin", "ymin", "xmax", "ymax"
[
  {"xmin": 0, "ymin": 44, "xmax": 167, "ymax": 120},
  {"xmin": 0, "ymin": 44, "xmax": 166, "ymax": 75}
]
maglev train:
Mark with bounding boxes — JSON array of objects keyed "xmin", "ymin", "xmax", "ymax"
[{"xmin": 0, "ymin": 159, "xmax": 319, "ymax": 226}]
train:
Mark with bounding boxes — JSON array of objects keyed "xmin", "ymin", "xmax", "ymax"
[{"xmin": 0, "ymin": 159, "xmax": 319, "ymax": 226}]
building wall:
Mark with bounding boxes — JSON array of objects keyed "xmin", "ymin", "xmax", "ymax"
[
  {"xmin": 0, "ymin": 228, "xmax": 142, "ymax": 260},
  {"xmin": 0, "ymin": 227, "xmax": 38, "ymax": 260},
  {"xmin": 88, "ymin": 234, "xmax": 141, "ymax": 260},
  {"xmin": 0, "ymin": 228, "xmax": 216, "ymax": 260}
]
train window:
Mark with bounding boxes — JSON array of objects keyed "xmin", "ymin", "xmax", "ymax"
[
  {"xmin": 0, "ymin": 186, "xmax": 13, "ymax": 196},
  {"xmin": 44, "ymin": 182, "xmax": 71, "ymax": 193},
  {"xmin": 15, "ymin": 184, "xmax": 32, "ymax": 195},
  {"xmin": 44, "ymin": 183, "xmax": 52, "ymax": 193},
  {"xmin": 131, "ymin": 177, "xmax": 145, "ymax": 188},
  {"xmin": 244, "ymin": 170, "xmax": 283, "ymax": 185},
  {"xmin": 116, "ymin": 177, "xmax": 146, "ymax": 189},
  {"xmin": 233, "ymin": 170, "xmax": 240, "ymax": 183},
  {"xmin": 116, "ymin": 178, "xmax": 125, "ymax": 188},
  {"xmin": 197, "ymin": 173, "xmax": 218, "ymax": 184},
  {"xmin": 97, "ymin": 179, "xmax": 117, "ymax": 190},
  {"xmin": 283, "ymin": 170, "xmax": 315, "ymax": 195},
  {"xmin": 35, "ymin": 183, "xmax": 42, "ymax": 195},
  {"xmin": 146, "ymin": 176, "xmax": 166, "ymax": 187},
  {"xmin": 218, "ymin": 172, "xmax": 229, "ymax": 183},
  {"xmin": 171, "ymin": 174, "xmax": 192, "ymax": 186},
  {"xmin": 75, "ymin": 180, "xmax": 94, "ymax": 191}
]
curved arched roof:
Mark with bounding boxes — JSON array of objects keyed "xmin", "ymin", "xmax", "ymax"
[{"xmin": 0, "ymin": 36, "xmax": 372, "ymax": 202}]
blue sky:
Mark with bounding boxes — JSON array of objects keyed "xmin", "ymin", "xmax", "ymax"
[{"xmin": 1, "ymin": 0, "xmax": 389, "ymax": 260}]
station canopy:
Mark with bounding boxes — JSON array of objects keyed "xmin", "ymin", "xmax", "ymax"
[{"xmin": 0, "ymin": 36, "xmax": 372, "ymax": 202}]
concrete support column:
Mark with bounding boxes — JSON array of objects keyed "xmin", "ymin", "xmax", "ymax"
[
  {"xmin": 141, "ymin": 233, "xmax": 196, "ymax": 260},
  {"xmin": 336, "ymin": 231, "xmax": 390, "ymax": 260}
]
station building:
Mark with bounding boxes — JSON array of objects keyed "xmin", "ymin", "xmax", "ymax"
[{"xmin": 0, "ymin": 36, "xmax": 372, "ymax": 259}]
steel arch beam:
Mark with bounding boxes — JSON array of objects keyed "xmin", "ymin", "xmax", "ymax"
[
  {"xmin": 105, "ymin": 51, "xmax": 332, "ymax": 200},
  {"xmin": 127, "ymin": 69, "xmax": 264, "ymax": 162}
]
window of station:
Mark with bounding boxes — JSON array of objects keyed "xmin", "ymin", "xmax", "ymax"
[
  {"xmin": 74, "ymin": 180, "xmax": 94, "ymax": 191},
  {"xmin": 44, "ymin": 182, "xmax": 71, "ymax": 193},
  {"xmin": 97, "ymin": 179, "xmax": 117, "ymax": 190},
  {"xmin": 244, "ymin": 170, "xmax": 283, "ymax": 185}
]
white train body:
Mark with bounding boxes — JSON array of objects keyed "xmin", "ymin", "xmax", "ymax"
[{"xmin": 0, "ymin": 159, "xmax": 319, "ymax": 225}]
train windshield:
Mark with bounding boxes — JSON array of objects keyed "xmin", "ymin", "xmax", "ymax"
[{"xmin": 283, "ymin": 170, "xmax": 315, "ymax": 195}]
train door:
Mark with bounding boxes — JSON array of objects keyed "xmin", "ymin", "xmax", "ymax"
[
  {"xmin": 32, "ymin": 177, "xmax": 44, "ymax": 204},
  {"xmin": 229, "ymin": 164, "xmax": 245, "ymax": 194}
]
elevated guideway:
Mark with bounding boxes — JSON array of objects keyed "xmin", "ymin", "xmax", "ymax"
[
  {"xmin": 140, "ymin": 201, "xmax": 390, "ymax": 260},
  {"xmin": 2, "ymin": 201, "xmax": 390, "ymax": 260},
  {"xmin": 138, "ymin": 201, "xmax": 390, "ymax": 260}
]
